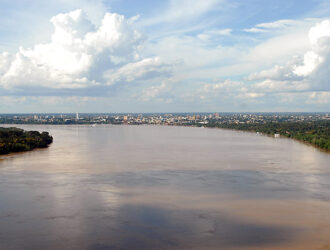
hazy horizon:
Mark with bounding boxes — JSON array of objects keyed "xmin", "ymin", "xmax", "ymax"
[{"xmin": 0, "ymin": 111, "xmax": 329, "ymax": 115}]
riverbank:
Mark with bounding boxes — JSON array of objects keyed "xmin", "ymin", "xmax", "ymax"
[{"xmin": 201, "ymin": 121, "xmax": 329, "ymax": 152}]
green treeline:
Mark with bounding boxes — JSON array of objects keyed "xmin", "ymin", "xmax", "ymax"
[
  {"xmin": 205, "ymin": 120, "xmax": 330, "ymax": 151},
  {"xmin": 0, "ymin": 127, "xmax": 53, "ymax": 155}
]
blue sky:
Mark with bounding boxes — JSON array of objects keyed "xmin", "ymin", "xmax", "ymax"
[{"xmin": 0, "ymin": 0, "xmax": 329, "ymax": 112}]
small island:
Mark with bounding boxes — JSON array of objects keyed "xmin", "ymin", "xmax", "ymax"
[{"xmin": 0, "ymin": 127, "xmax": 53, "ymax": 155}]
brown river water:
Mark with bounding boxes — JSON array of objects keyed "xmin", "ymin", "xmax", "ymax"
[{"xmin": 0, "ymin": 125, "xmax": 329, "ymax": 250}]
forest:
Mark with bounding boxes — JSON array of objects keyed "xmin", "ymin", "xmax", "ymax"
[
  {"xmin": 205, "ymin": 120, "xmax": 330, "ymax": 151},
  {"xmin": 0, "ymin": 127, "xmax": 53, "ymax": 155}
]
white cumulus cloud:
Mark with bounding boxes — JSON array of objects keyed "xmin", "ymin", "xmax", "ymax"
[
  {"xmin": 248, "ymin": 19, "xmax": 330, "ymax": 92},
  {"xmin": 0, "ymin": 9, "xmax": 169, "ymax": 92}
]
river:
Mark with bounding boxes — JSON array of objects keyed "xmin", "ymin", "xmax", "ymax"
[{"xmin": 0, "ymin": 125, "xmax": 329, "ymax": 250}]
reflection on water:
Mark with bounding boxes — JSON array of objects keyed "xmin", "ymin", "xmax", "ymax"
[{"xmin": 0, "ymin": 125, "xmax": 329, "ymax": 250}]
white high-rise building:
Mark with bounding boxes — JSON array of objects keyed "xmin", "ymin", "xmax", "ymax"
[{"xmin": 76, "ymin": 112, "xmax": 79, "ymax": 120}]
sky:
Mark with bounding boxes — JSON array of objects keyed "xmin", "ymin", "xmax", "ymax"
[{"xmin": 0, "ymin": 0, "xmax": 329, "ymax": 113}]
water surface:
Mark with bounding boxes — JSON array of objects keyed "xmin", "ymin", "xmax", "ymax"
[{"xmin": 0, "ymin": 125, "xmax": 329, "ymax": 250}]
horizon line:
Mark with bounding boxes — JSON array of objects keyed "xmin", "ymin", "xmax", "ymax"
[{"xmin": 0, "ymin": 111, "xmax": 329, "ymax": 115}]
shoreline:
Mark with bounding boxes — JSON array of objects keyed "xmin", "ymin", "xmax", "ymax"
[
  {"xmin": 0, "ymin": 123, "xmax": 328, "ymax": 153},
  {"xmin": 205, "ymin": 125, "xmax": 330, "ymax": 153}
]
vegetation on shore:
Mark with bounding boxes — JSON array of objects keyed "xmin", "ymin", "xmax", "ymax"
[
  {"xmin": 203, "ymin": 120, "xmax": 330, "ymax": 151},
  {"xmin": 0, "ymin": 127, "xmax": 53, "ymax": 155}
]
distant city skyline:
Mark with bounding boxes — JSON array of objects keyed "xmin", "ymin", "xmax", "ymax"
[
  {"xmin": 1, "ymin": 112, "xmax": 328, "ymax": 125},
  {"xmin": 0, "ymin": 0, "xmax": 329, "ymax": 112}
]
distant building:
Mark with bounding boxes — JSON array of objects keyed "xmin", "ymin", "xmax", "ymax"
[
  {"xmin": 76, "ymin": 112, "xmax": 79, "ymax": 120},
  {"xmin": 188, "ymin": 115, "xmax": 196, "ymax": 121}
]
